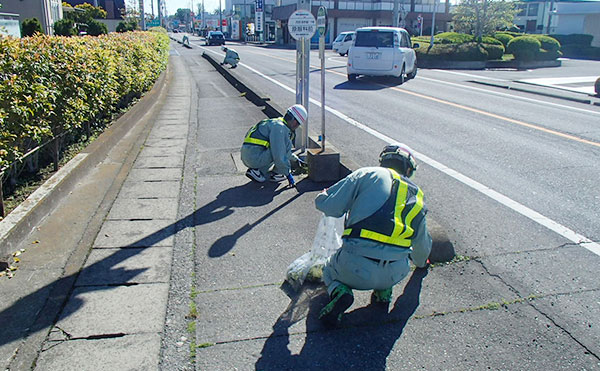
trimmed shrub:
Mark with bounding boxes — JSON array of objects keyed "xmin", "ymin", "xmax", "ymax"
[
  {"xmin": 549, "ymin": 34, "xmax": 593, "ymax": 47},
  {"xmin": 494, "ymin": 33, "xmax": 514, "ymax": 48},
  {"xmin": 537, "ymin": 49, "xmax": 562, "ymax": 61},
  {"xmin": 481, "ymin": 36, "xmax": 503, "ymax": 46},
  {"xmin": 435, "ymin": 32, "xmax": 474, "ymax": 44},
  {"xmin": 482, "ymin": 43, "xmax": 505, "ymax": 60},
  {"xmin": 531, "ymin": 34, "xmax": 560, "ymax": 53},
  {"xmin": 87, "ymin": 19, "xmax": 108, "ymax": 36},
  {"xmin": 21, "ymin": 18, "xmax": 43, "ymax": 37},
  {"xmin": 0, "ymin": 31, "xmax": 170, "ymax": 170},
  {"xmin": 416, "ymin": 42, "xmax": 488, "ymax": 61},
  {"xmin": 507, "ymin": 36, "xmax": 541, "ymax": 61},
  {"xmin": 560, "ymin": 45, "xmax": 600, "ymax": 60},
  {"xmin": 54, "ymin": 19, "xmax": 76, "ymax": 36},
  {"xmin": 116, "ymin": 20, "xmax": 138, "ymax": 32}
]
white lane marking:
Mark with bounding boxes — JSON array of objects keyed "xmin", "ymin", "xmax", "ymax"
[
  {"xmin": 197, "ymin": 50, "xmax": 600, "ymax": 257},
  {"xmin": 418, "ymin": 76, "xmax": 600, "ymax": 116}
]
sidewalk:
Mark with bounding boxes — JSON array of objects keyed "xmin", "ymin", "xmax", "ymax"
[{"xmin": 0, "ymin": 43, "xmax": 342, "ymax": 370}]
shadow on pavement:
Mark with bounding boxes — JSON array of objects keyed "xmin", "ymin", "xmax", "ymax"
[
  {"xmin": 0, "ymin": 177, "xmax": 333, "ymax": 357},
  {"xmin": 334, "ymin": 77, "xmax": 404, "ymax": 91},
  {"xmin": 255, "ymin": 268, "xmax": 428, "ymax": 370}
]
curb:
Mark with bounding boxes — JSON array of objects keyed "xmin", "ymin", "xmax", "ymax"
[
  {"xmin": 470, "ymin": 80, "xmax": 593, "ymax": 104},
  {"xmin": 0, "ymin": 67, "xmax": 171, "ymax": 261}
]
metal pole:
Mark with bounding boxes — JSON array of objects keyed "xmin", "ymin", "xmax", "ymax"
[
  {"xmin": 320, "ymin": 44, "xmax": 325, "ymax": 151},
  {"xmin": 430, "ymin": 0, "xmax": 437, "ymax": 48},
  {"xmin": 393, "ymin": 0, "xmax": 399, "ymax": 27}
]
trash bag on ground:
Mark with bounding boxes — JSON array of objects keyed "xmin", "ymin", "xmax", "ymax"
[{"xmin": 286, "ymin": 213, "xmax": 345, "ymax": 291}]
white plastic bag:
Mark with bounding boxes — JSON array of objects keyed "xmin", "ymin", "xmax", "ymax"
[{"xmin": 286, "ymin": 213, "xmax": 345, "ymax": 290}]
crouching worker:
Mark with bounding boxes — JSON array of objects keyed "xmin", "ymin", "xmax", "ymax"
[
  {"xmin": 315, "ymin": 144, "xmax": 432, "ymax": 327},
  {"xmin": 241, "ymin": 104, "xmax": 307, "ymax": 187},
  {"xmin": 220, "ymin": 46, "xmax": 240, "ymax": 68}
]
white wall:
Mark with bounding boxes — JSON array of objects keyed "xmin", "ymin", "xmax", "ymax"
[{"xmin": 336, "ymin": 17, "xmax": 371, "ymax": 34}]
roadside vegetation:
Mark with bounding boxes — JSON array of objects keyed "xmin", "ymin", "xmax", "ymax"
[{"xmin": 0, "ymin": 28, "xmax": 170, "ymax": 219}]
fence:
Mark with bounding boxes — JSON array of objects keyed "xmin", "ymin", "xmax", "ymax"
[{"xmin": 0, "ymin": 121, "xmax": 95, "ymax": 218}]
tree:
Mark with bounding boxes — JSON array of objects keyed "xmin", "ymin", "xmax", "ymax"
[
  {"xmin": 75, "ymin": 3, "xmax": 107, "ymax": 20},
  {"xmin": 116, "ymin": 19, "xmax": 138, "ymax": 32},
  {"xmin": 54, "ymin": 18, "xmax": 77, "ymax": 36},
  {"xmin": 87, "ymin": 19, "xmax": 108, "ymax": 35},
  {"xmin": 452, "ymin": 0, "xmax": 518, "ymax": 40},
  {"xmin": 21, "ymin": 18, "xmax": 43, "ymax": 36},
  {"xmin": 175, "ymin": 8, "xmax": 191, "ymax": 22}
]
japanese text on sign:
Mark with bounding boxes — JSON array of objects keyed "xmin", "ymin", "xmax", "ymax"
[{"xmin": 288, "ymin": 10, "xmax": 316, "ymax": 40}]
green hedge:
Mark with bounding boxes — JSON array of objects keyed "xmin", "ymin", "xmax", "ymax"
[
  {"xmin": 482, "ymin": 43, "xmax": 505, "ymax": 60},
  {"xmin": 549, "ymin": 34, "xmax": 593, "ymax": 47},
  {"xmin": 530, "ymin": 34, "xmax": 561, "ymax": 52},
  {"xmin": 416, "ymin": 42, "xmax": 489, "ymax": 61},
  {"xmin": 494, "ymin": 33, "xmax": 514, "ymax": 48},
  {"xmin": 0, "ymin": 30, "xmax": 169, "ymax": 170},
  {"xmin": 507, "ymin": 36, "xmax": 541, "ymax": 61}
]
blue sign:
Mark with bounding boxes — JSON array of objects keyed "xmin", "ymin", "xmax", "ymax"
[{"xmin": 255, "ymin": 0, "xmax": 263, "ymax": 11}]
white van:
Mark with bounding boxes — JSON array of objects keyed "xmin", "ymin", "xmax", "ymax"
[
  {"xmin": 347, "ymin": 27, "xmax": 419, "ymax": 83},
  {"xmin": 332, "ymin": 31, "xmax": 355, "ymax": 56}
]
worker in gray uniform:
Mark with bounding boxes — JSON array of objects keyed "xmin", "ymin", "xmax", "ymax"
[
  {"xmin": 241, "ymin": 104, "xmax": 307, "ymax": 186},
  {"xmin": 221, "ymin": 46, "xmax": 240, "ymax": 68},
  {"xmin": 315, "ymin": 143, "xmax": 432, "ymax": 326}
]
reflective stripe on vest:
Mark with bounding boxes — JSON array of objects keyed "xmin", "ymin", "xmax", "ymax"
[
  {"xmin": 243, "ymin": 119, "xmax": 271, "ymax": 148},
  {"xmin": 342, "ymin": 168, "xmax": 425, "ymax": 247}
]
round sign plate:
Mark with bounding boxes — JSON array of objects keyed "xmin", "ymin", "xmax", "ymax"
[{"xmin": 288, "ymin": 9, "xmax": 316, "ymax": 40}]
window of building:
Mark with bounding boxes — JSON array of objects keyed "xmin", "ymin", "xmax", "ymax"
[
  {"xmin": 516, "ymin": 4, "xmax": 526, "ymax": 16},
  {"xmin": 527, "ymin": 3, "xmax": 538, "ymax": 16}
]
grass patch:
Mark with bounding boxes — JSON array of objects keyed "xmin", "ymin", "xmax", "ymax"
[{"xmin": 197, "ymin": 342, "xmax": 215, "ymax": 349}]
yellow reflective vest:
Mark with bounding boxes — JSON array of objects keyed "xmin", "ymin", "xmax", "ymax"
[{"xmin": 342, "ymin": 168, "xmax": 426, "ymax": 247}]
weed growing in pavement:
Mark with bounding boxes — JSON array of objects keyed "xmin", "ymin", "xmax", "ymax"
[{"xmin": 197, "ymin": 342, "xmax": 215, "ymax": 349}]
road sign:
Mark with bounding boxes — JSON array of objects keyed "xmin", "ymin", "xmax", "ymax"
[
  {"xmin": 317, "ymin": 6, "xmax": 327, "ymax": 37},
  {"xmin": 147, "ymin": 19, "xmax": 160, "ymax": 27},
  {"xmin": 288, "ymin": 9, "xmax": 316, "ymax": 40}
]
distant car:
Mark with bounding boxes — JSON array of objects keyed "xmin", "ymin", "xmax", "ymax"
[
  {"xmin": 206, "ymin": 31, "xmax": 225, "ymax": 46},
  {"xmin": 347, "ymin": 27, "xmax": 418, "ymax": 84},
  {"xmin": 332, "ymin": 31, "xmax": 355, "ymax": 56}
]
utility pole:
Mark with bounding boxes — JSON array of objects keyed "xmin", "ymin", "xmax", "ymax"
[
  {"xmin": 219, "ymin": 0, "xmax": 222, "ymax": 32},
  {"xmin": 393, "ymin": 0, "xmax": 399, "ymax": 27}
]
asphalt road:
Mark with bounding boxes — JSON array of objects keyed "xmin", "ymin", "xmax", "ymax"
[{"xmin": 176, "ymin": 35, "xmax": 600, "ymax": 368}]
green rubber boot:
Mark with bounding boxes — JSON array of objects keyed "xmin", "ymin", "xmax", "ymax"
[
  {"xmin": 371, "ymin": 287, "xmax": 393, "ymax": 304},
  {"xmin": 319, "ymin": 284, "xmax": 354, "ymax": 327}
]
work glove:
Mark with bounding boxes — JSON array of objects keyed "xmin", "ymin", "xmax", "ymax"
[{"xmin": 286, "ymin": 173, "xmax": 296, "ymax": 188}]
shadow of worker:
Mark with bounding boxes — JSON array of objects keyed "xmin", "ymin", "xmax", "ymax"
[
  {"xmin": 206, "ymin": 178, "xmax": 328, "ymax": 258},
  {"xmin": 255, "ymin": 268, "xmax": 428, "ymax": 370}
]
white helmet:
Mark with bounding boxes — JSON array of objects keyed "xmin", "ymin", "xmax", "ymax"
[
  {"xmin": 286, "ymin": 104, "xmax": 307, "ymax": 126},
  {"xmin": 379, "ymin": 143, "xmax": 417, "ymax": 178}
]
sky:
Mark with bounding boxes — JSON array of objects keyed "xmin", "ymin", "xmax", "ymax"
[{"xmin": 163, "ymin": 0, "xmax": 222, "ymax": 16}]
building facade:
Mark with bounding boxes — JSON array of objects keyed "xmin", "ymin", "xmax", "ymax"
[
  {"xmin": 2, "ymin": 0, "xmax": 63, "ymax": 35},
  {"xmin": 514, "ymin": 0, "xmax": 600, "ymax": 45},
  {"xmin": 224, "ymin": 0, "xmax": 451, "ymax": 44}
]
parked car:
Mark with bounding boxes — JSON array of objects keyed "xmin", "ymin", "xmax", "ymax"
[
  {"xmin": 206, "ymin": 31, "xmax": 225, "ymax": 46},
  {"xmin": 347, "ymin": 27, "xmax": 418, "ymax": 84},
  {"xmin": 332, "ymin": 31, "xmax": 355, "ymax": 56}
]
